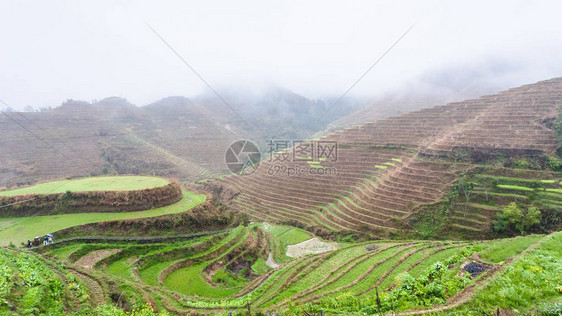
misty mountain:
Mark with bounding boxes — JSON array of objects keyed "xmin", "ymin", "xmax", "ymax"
[
  {"xmin": 0, "ymin": 88, "xmax": 364, "ymax": 188},
  {"xmin": 325, "ymin": 59, "xmax": 525, "ymax": 130}
]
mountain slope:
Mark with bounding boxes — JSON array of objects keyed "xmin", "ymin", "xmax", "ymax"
[
  {"xmin": 217, "ymin": 78, "xmax": 562, "ymax": 235},
  {"xmin": 0, "ymin": 90, "xmax": 347, "ymax": 188}
]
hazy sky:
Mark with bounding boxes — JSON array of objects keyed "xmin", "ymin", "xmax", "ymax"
[{"xmin": 1, "ymin": 0, "xmax": 562, "ymax": 109}]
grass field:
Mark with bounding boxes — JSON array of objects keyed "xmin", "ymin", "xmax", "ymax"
[
  {"xmin": 0, "ymin": 190, "xmax": 205, "ymax": 246},
  {"xmin": 164, "ymin": 263, "xmax": 244, "ymax": 298},
  {"xmin": 251, "ymin": 257, "xmax": 271, "ymax": 274},
  {"xmin": 0, "ymin": 176, "xmax": 169, "ymax": 196},
  {"xmin": 496, "ymin": 184, "xmax": 535, "ymax": 191},
  {"xmin": 478, "ymin": 235, "xmax": 544, "ymax": 263}
]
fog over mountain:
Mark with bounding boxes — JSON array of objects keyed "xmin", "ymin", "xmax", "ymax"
[{"xmin": 1, "ymin": 0, "xmax": 561, "ymax": 112}]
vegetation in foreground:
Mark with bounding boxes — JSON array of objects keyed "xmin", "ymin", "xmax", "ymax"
[
  {"xmin": 454, "ymin": 231, "xmax": 562, "ymax": 315},
  {"xmin": 2, "ymin": 223, "xmax": 555, "ymax": 315}
]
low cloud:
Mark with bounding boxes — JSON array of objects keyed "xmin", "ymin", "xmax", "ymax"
[{"xmin": 1, "ymin": 0, "xmax": 561, "ymax": 110}]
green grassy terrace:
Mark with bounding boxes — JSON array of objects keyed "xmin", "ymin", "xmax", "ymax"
[
  {"xmin": 0, "ymin": 176, "xmax": 170, "ymax": 196},
  {"xmin": 0, "ymin": 190, "xmax": 205, "ymax": 246}
]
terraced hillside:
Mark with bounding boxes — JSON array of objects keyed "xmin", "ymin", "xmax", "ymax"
[
  {"xmin": 24, "ymin": 226, "xmax": 560, "ymax": 315},
  {"xmin": 441, "ymin": 168, "xmax": 562, "ymax": 235},
  {"xmin": 2, "ymin": 78, "xmax": 561, "ymax": 315},
  {"xmin": 218, "ymin": 78, "xmax": 562, "ymax": 234}
]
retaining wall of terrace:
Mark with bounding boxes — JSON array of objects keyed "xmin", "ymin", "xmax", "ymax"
[
  {"xmin": 33, "ymin": 229, "xmax": 232, "ymax": 251},
  {"xmin": 0, "ymin": 182, "xmax": 183, "ymax": 217},
  {"xmin": 50, "ymin": 200, "xmax": 239, "ymax": 239},
  {"xmin": 420, "ymin": 147, "xmax": 548, "ymax": 161}
]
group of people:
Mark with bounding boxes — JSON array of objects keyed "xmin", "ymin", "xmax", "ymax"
[{"xmin": 26, "ymin": 234, "xmax": 54, "ymax": 248}]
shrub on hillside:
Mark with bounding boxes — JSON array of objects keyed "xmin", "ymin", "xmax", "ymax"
[
  {"xmin": 546, "ymin": 155, "xmax": 562, "ymax": 171},
  {"xmin": 510, "ymin": 158, "xmax": 533, "ymax": 169},
  {"xmin": 533, "ymin": 208, "xmax": 562, "ymax": 233},
  {"xmin": 469, "ymin": 150, "xmax": 492, "ymax": 163},
  {"xmin": 95, "ymin": 302, "xmax": 168, "ymax": 315},
  {"xmin": 493, "ymin": 202, "xmax": 541, "ymax": 236}
]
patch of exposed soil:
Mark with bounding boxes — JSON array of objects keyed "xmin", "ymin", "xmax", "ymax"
[
  {"xmin": 365, "ymin": 245, "xmax": 379, "ymax": 251},
  {"xmin": 286, "ymin": 238, "xmax": 338, "ymax": 258},
  {"xmin": 204, "ymin": 262, "xmax": 220, "ymax": 285},
  {"xmin": 266, "ymin": 252, "xmax": 279, "ymax": 269},
  {"xmin": 228, "ymin": 258, "xmax": 252, "ymax": 274},
  {"xmin": 464, "ymin": 262, "xmax": 493, "ymax": 278},
  {"xmin": 74, "ymin": 249, "xmax": 121, "ymax": 269}
]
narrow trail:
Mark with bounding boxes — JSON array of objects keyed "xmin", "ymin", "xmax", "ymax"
[
  {"xmin": 131, "ymin": 266, "xmax": 143, "ymax": 282},
  {"xmin": 140, "ymin": 289, "xmax": 159, "ymax": 312},
  {"xmin": 71, "ymin": 269, "xmax": 106, "ymax": 307},
  {"xmin": 397, "ymin": 261, "xmax": 504, "ymax": 315}
]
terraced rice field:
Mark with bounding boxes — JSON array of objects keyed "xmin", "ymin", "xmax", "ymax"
[
  {"xmin": 449, "ymin": 172, "xmax": 562, "ymax": 232},
  {"xmin": 1, "ymin": 75, "xmax": 560, "ymax": 315},
  {"xmin": 219, "ymin": 78, "xmax": 562, "ymax": 232},
  {"xmin": 30, "ymin": 226, "xmax": 557, "ymax": 314},
  {"xmin": 0, "ymin": 190, "xmax": 205, "ymax": 246}
]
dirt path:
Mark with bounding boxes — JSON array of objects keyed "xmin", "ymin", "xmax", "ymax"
[
  {"xmin": 286, "ymin": 238, "xmax": 338, "ymax": 258},
  {"xmin": 74, "ymin": 249, "xmax": 121, "ymax": 269},
  {"xmin": 266, "ymin": 252, "xmax": 279, "ymax": 269},
  {"xmin": 131, "ymin": 266, "xmax": 143, "ymax": 282},
  {"xmin": 71, "ymin": 269, "xmax": 106, "ymax": 307}
]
